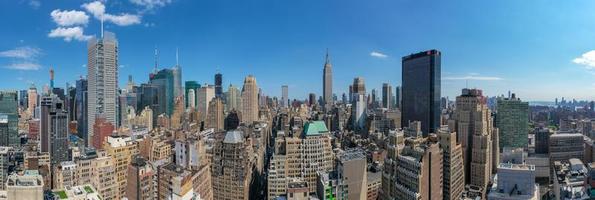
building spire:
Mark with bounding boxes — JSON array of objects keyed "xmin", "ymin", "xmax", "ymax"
[
  {"xmin": 176, "ymin": 47, "xmax": 179, "ymax": 66},
  {"xmin": 100, "ymin": 13, "xmax": 104, "ymax": 38},
  {"xmin": 325, "ymin": 48, "xmax": 330, "ymax": 65},
  {"xmin": 153, "ymin": 47, "xmax": 159, "ymax": 73}
]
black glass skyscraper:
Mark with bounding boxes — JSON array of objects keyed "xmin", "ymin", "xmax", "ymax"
[
  {"xmin": 75, "ymin": 78, "xmax": 88, "ymax": 143},
  {"xmin": 215, "ymin": 73, "xmax": 223, "ymax": 98},
  {"xmin": 401, "ymin": 49, "xmax": 441, "ymax": 136}
]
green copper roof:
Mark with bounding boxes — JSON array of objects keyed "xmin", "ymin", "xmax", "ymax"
[{"xmin": 303, "ymin": 121, "xmax": 329, "ymax": 136}]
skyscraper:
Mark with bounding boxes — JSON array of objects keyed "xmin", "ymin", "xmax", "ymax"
[
  {"xmin": 197, "ymin": 85, "xmax": 215, "ymax": 121},
  {"xmin": 40, "ymin": 95, "xmax": 69, "ymax": 165},
  {"xmin": 353, "ymin": 94, "xmax": 367, "ymax": 130},
  {"xmin": 87, "ymin": 32, "xmax": 118, "ymax": 146},
  {"xmin": 27, "ymin": 84, "xmax": 38, "ymax": 115},
  {"xmin": 352, "ymin": 77, "xmax": 367, "ymax": 131},
  {"xmin": 226, "ymin": 84, "xmax": 241, "ymax": 112},
  {"xmin": 172, "ymin": 59, "xmax": 183, "ymax": 99},
  {"xmin": 0, "ymin": 91, "xmax": 18, "ymax": 147},
  {"xmin": 496, "ymin": 93, "xmax": 529, "ymax": 149},
  {"xmin": 281, "ymin": 85, "xmax": 288, "ymax": 108},
  {"xmin": 215, "ymin": 72, "xmax": 223, "ymax": 98},
  {"xmin": 401, "ymin": 49, "xmax": 441, "ymax": 135},
  {"xmin": 394, "ymin": 137, "xmax": 442, "ymax": 200},
  {"xmin": 104, "ymin": 135, "xmax": 139, "ymax": 199},
  {"xmin": 437, "ymin": 127, "xmax": 465, "ymax": 200},
  {"xmin": 185, "ymin": 81, "xmax": 200, "ymax": 108},
  {"xmin": 241, "ymin": 75, "xmax": 259, "ymax": 124},
  {"xmin": 382, "ymin": 83, "xmax": 392, "ymax": 109},
  {"xmin": 453, "ymin": 88, "xmax": 498, "ymax": 196},
  {"xmin": 149, "ymin": 69, "xmax": 174, "ymax": 116},
  {"xmin": 126, "ymin": 156, "xmax": 154, "ymax": 200},
  {"xmin": 207, "ymin": 97, "xmax": 224, "ymax": 131},
  {"xmin": 352, "ymin": 77, "xmax": 366, "ymax": 95},
  {"xmin": 323, "ymin": 50, "xmax": 333, "ymax": 110},
  {"xmin": 267, "ymin": 121, "xmax": 334, "ymax": 197},
  {"xmin": 336, "ymin": 149, "xmax": 367, "ymax": 200},
  {"xmin": 212, "ymin": 130, "xmax": 253, "ymax": 200},
  {"xmin": 187, "ymin": 89, "xmax": 196, "ymax": 108},
  {"xmin": 18, "ymin": 90, "xmax": 27, "ymax": 110}
]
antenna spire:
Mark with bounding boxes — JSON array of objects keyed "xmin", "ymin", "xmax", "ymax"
[
  {"xmin": 100, "ymin": 13, "xmax": 104, "ymax": 38},
  {"xmin": 176, "ymin": 47, "xmax": 179, "ymax": 66},
  {"xmin": 154, "ymin": 47, "xmax": 159, "ymax": 73},
  {"xmin": 325, "ymin": 48, "xmax": 330, "ymax": 64}
]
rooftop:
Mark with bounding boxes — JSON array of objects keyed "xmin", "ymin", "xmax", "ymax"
[
  {"xmin": 52, "ymin": 184, "xmax": 101, "ymax": 200},
  {"xmin": 498, "ymin": 163, "xmax": 535, "ymax": 171},
  {"xmin": 338, "ymin": 149, "xmax": 366, "ymax": 162},
  {"xmin": 223, "ymin": 130, "xmax": 244, "ymax": 144},
  {"xmin": 303, "ymin": 121, "xmax": 328, "ymax": 136}
]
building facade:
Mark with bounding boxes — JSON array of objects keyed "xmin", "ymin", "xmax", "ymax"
[
  {"xmin": 401, "ymin": 49, "xmax": 441, "ymax": 135},
  {"xmin": 87, "ymin": 32, "xmax": 118, "ymax": 145}
]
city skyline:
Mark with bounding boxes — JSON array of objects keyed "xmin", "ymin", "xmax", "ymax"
[{"xmin": 3, "ymin": 1, "xmax": 595, "ymax": 101}]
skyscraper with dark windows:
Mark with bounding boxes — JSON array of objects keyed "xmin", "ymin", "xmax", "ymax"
[
  {"xmin": 149, "ymin": 69, "xmax": 174, "ymax": 116},
  {"xmin": 215, "ymin": 73, "xmax": 223, "ymax": 98},
  {"xmin": 0, "ymin": 91, "xmax": 18, "ymax": 147},
  {"xmin": 137, "ymin": 83, "xmax": 160, "ymax": 125},
  {"xmin": 18, "ymin": 90, "xmax": 27, "ymax": 109},
  {"xmin": 75, "ymin": 78, "xmax": 88, "ymax": 143},
  {"xmin": 401, "ymin": 49, "xmax": 441, "ymax": 136},
  {"xmin": 40, "ymin": 95, "xmax": 69, "ymax": 165}
]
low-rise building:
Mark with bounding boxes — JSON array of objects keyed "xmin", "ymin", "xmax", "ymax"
[
  {"xmin": 52, "ymin": 184, "xmax": 102, "ymax": 200},
  {"xmin": 553, "ymin": 159, "xmax": 590, "ymax": 200},
  {"xmin": 6, "ymin": 170, "xmax": 44, "ymax": 200},
  {"xmin": 487, "ymin": 163, "xmax": 539, "ymax": 200}
]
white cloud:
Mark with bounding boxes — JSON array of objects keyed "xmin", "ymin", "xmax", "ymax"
[
  {"xmin": 105, "ymin": 13, "xmax": 141, "ymax": 26},
  {"xmin": 4, "ymin": 62, "xmax": 41, "ymax": 71},
  {"xmin": 51, "ymin": 9, "xmax": 89, "ymax": 26},
  {"xmin": 0, "ymin": 46, "xmax": 41, "ymax": 59},
  {"xmin": 82, "ymin": 1, "xmax": 141, "ymax": 26},
  {"xmin": 130, "ymin": 0, "xmax": 172, "ymax": 12},
  {"xmin": 48, "ymin": 27, "xmax": 92, "ymax": 42},
  {"xmin": 443, "ymin": 76, "xmax": 503, "ymax": 81},
  {"xmin": 29, "ymin": 0, "xmax": 41, "ymax": 9},
  {"xmin": 370, "ymin": 51, "xmax": 388, "ymax": 58},
  {"xmin": 573, "ymin": 50, "xmax": 595, "ymax": 69},
  {"xmin": 82, "ymin": 1, "xmax": 105, "ymax": 18}
]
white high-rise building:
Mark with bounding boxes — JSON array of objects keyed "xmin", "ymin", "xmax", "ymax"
[
  {"xmin": 87, "ymin": 32, "xmax": 118, "ymax": 146},
  {"xmin": 353, "ymin": 94, "xmax": 366, "ymax": 130},
  {"xmin": 197, "ymin": 85, "xmax": 215, "ymax": 120},
  {"xmin": 226, "ymin": 84, "xmax": 241, "ymax": 112},
  {"xmin": 187, "ymin": 89, "xmax": 196, "ymax": 108}
]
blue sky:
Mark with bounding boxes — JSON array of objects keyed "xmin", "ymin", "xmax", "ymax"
[{"xmin": 2, "ymin": 0, "xmax": 595, "ymax": 101}]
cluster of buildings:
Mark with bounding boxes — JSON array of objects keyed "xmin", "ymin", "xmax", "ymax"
[{"xmin": 0, "ymin": 28, "xmax": 595, "ymax": 200}]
